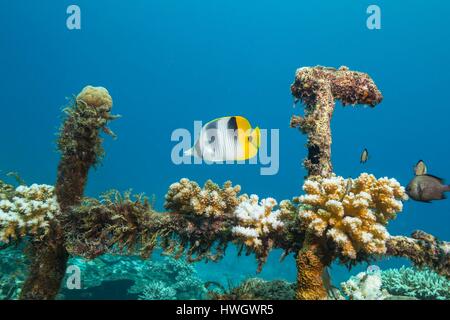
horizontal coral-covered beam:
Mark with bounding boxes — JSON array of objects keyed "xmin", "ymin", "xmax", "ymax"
[{"xmin": 386, "ymin": 231, "xmax": 450, "ymax": 279}]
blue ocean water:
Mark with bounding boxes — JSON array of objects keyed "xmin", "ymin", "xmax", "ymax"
[{"xmin": 1, "ymin": 0, "xmax": 449, "ymax": 291}]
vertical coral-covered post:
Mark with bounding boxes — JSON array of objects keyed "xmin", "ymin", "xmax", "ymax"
[
  {"xmin": 20, "ymin": 86, "xmax": 116, "ymax": 299},
  {"xmin": 290, "ymin": 66, "xmax": 383, "ymax": 299}
]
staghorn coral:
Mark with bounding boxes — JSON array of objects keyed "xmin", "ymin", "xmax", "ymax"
[
  {"xmin": 165, "ymin": 178, "xmax": 243, "ymax": 217},
  {"xmin": 0, "ymin": 183, "xmax": 59, "ymax": 243},
  {"xmin": 298, "ymin": 173, "xmax": 407, "ymax": 261}
]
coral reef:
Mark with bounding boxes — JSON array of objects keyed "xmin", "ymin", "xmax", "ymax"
[
  {"xmin": 298, "ymin": 173, "xmax": 407, "ymax": 261},
  {"xmin": 381, "ymin": 266, "xmax": 450, "ymax": 300},
  {"xmin": 1, "ymin": 67, "xmax": 450, "ymax": 300},
  {"xmin": 61, "ymin": 254, "xmax": 206, "ymax": 300}
]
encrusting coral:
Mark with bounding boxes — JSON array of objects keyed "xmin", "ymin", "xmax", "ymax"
[{"xmin": 297, "ymin": 173, "xmax": 407, "ymax": 262}]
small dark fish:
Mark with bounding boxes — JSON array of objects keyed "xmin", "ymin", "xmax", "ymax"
[
  {"xmin": 406, "ymin": 174, "xmax": 450, "ymax": 203},
  {"xmin": 414, "ymin": 160, "xmax": 427, "ymax": 176},
  {"xmin": 360, "ymin": 148, "xmax": 369, "ymax": 164}
]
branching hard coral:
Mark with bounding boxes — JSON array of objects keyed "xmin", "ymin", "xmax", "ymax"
[
  {"xmin": 381, "ymin": 266, "xmax": 450, "ymax": 300},
  {"xmin": 0, "ymin": 184, "xmax": 59, "ymax": 243},
  {"xmin": 165, "ymin": 179, "xmax": 243, "ymax": 217},
  {"xmin": 290, "ymin": 66, "xmax": 383, "ymax": 177},
  {"xmin": 232, "ymin": 195, "xmax": 286, "ymax": 271},
  {"xmin": 20, "ymin": 85, "xmax": 117, "ymax": 300},
  {"xmin": 298, "ymin": 173, "xmax": 407, "ymax": 262},
  {"xmin": 207, "ymin": 278, "xmax": 296, "ymax": 300}
]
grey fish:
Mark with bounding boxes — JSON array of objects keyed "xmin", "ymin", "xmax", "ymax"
[
  {"xmin": 406, "ymin": 174, "xmax": 450, "ymax": 203},
  {"xmin": 414, "ymin": 160, "xmax": 427, "ymax": 176},
  {"xmin": 360, "ymin": 148, "xmax": 369, "ymax": 164}
]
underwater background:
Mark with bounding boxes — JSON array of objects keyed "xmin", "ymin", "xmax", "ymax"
[{"xmin": 1, "ymin": 0, "xmax": 449, "ymax": 299}]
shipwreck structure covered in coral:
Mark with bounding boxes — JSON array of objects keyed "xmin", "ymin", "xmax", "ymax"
[{"xmin": 0, "ymin": 67, "xmax": 449, "ymax": 300}]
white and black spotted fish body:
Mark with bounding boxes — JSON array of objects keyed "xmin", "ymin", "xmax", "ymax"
[{"xmin": 186, "ymin": 116, "xmax": 260, "ymax": 162}]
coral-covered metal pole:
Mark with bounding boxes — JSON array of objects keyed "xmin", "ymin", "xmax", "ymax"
[
  {"xmin": 290, "ymin": 66, "xmax": 383, "ymax": 299},
  {"xmin": 20, "ymin": 86, "xmax": 116, "ymax": 299},
  {"xmin": 290, "ymin": 66, "xmax": 383, "ymax": 177}
]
